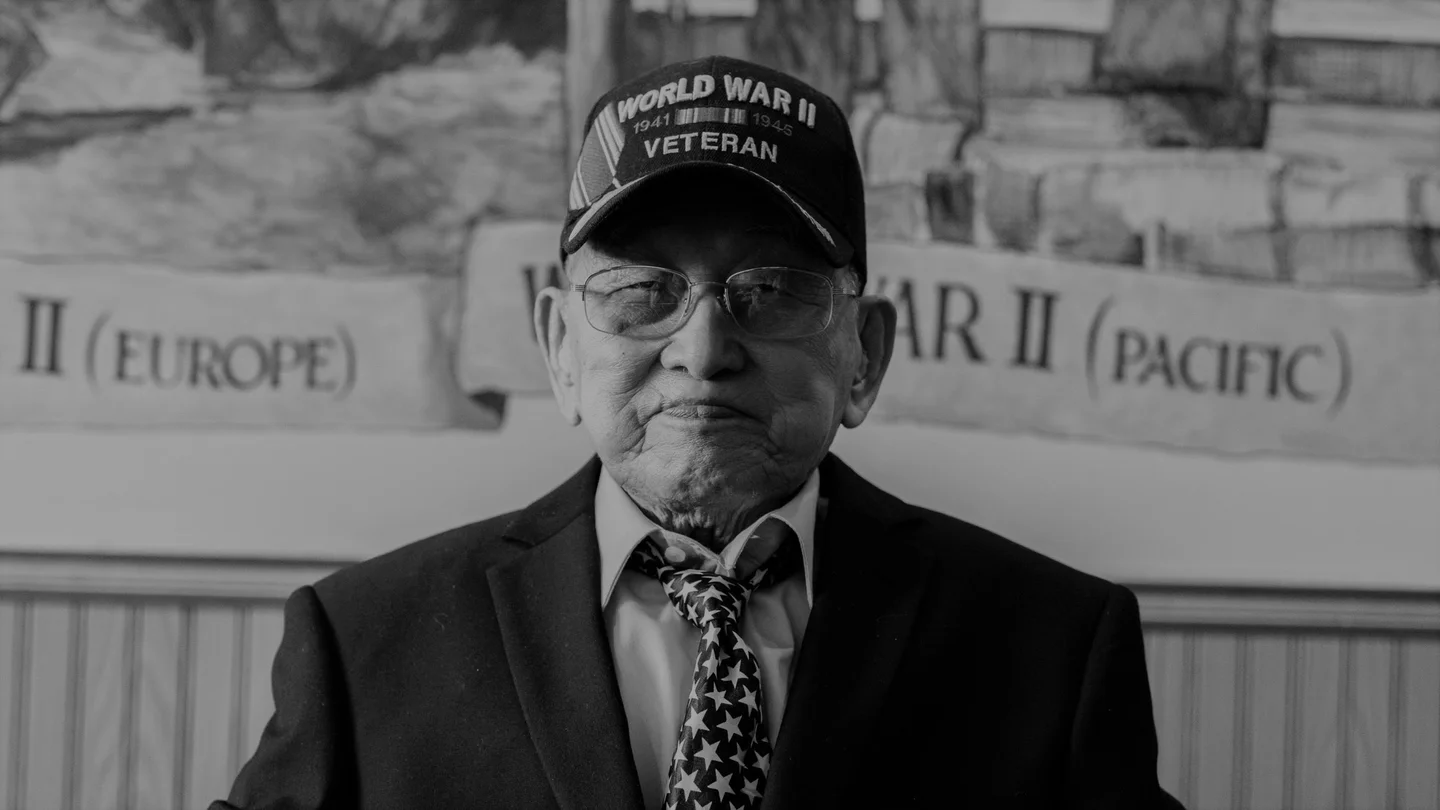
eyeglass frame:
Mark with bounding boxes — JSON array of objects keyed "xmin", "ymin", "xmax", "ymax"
[{"xmin": 570, "ymin": 264, "xmax": 862, "ymax": 340}]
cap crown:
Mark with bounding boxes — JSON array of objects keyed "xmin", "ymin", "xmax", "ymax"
[{"xmin": 563, "ymin": 55, "xmax": 867, "ymax": 281}]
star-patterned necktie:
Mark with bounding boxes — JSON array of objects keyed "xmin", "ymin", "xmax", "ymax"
[{"xmin": 628, "ymin": 532, "xmax": 799, "ymax": 810}]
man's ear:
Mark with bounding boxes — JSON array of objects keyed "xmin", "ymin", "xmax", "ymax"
[
  {"xmin": 534, "ymin": 286, "xmax": 582, "ymax": 426},
  {"xmin": 841, "ymin": 295, "xmax": 897, "ymax": 429}
]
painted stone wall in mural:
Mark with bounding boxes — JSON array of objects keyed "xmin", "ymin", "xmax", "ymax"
[
  {"xmin": 844, "ymin": 0, "xmax": 1440, "ymax": 465},
  {"xmin": 464, "ymin": 0, "xmax": 1440, "ymax": 465},
  {"xmin": 0, "ymin": 0, "xmax": 564, "ymax": 428}
]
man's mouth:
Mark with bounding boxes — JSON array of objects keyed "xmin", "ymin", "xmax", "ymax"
[{"xmin": 660, "ymin": 399, "xmax": 749, "ymax": 420}]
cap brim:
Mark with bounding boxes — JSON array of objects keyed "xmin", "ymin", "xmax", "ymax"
[{"xmin": 562, "ymin": 162, "xmax": 854, "ymax": 267}]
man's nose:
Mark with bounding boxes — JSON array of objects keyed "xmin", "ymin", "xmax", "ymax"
[{"xmin": 660, "ymin": 286, "xmax": 745, "ymax": 379}]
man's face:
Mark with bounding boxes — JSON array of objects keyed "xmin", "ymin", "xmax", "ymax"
[{"xmin": 535, "ymin": 175, "xmax": 895, "ymax": 523}]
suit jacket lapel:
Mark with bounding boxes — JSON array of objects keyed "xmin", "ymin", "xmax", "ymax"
[
  {"xmin": 487, "ymin": 456, "xmax": 646, "ymax": 810},
  {"xmin": 764, "ymin": 454, "xmax": 935, "ymax": 809}
]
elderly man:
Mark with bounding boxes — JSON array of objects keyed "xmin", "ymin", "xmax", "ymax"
[{"xmin": 216, "ymin": 56, "xmax": 1181, "ymax": 810}]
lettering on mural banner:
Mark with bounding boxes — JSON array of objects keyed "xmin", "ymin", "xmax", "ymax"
[
  {"xmin": 873, "ymin": 276, "xmax": 1349, "ymax": 415},
  {"xmin": 865, "ymin": 241, "xmax": 1439, "ymax": 464},
  {"xmin": 458, "ymin": 220, "xmax": 563, "ymax": 395},
  {"xmin": 1, "ymin": 258, "xmax": 492, "ymax": 429},
  {"xmin": 15, "ymin": 295, "xmax": 355, "ymax": 398},
  {"xmin": 874, "ymin": 280, "xmax": 1058, "ymax": 371},
  {"xmin": 1089, "ymin": 300, "xmax": 1347, "ymax": 415}
]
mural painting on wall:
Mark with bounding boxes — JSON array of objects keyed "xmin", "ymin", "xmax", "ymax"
[
  {"xmin": 0, "ymin": 0, "xmax": 564, "ymax": 428},
  {"xmin": 467, "ymin": 0, "xmax": 1440, "ymax": 466},
  {"xmin": 3, "ymin": 0, "xmax": 1438, "ymax": 466}
]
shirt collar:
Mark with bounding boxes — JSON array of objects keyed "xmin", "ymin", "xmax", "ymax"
[{"xmin": 595, "ymin": 464, "xmax": 820, "ymax": 609}]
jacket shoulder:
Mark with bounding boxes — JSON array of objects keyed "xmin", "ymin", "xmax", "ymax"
[
  {"xmin": 899, "ymin": 501, "xmax": 1121, "ymax": 606},
  {"xmin": 309, "ymin": 508, "xmax": 526, "ymax": 617},
  {"xmin": 822, "ymin": 453, "xmax": 1123, "ymax": 608},
  {"xmin": 299, "ymin": 456, "xmax": 604, "ymax": 636}
]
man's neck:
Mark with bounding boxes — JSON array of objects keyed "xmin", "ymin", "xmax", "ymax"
[{"xmin": 630, "ymin": 490, "xmax": 797, "ymax": 552}]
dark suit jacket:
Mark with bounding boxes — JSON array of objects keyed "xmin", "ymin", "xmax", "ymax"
[{"xmin": 214, "ymin": 453, "xmax": 1183, "ymax": 809}]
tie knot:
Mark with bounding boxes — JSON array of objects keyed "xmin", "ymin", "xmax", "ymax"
[
  {"xmin": 666, "ymin": 568, "xmax": 748, "ymax": 628},
  {"xmin": 629, "ymin": 539, "xmax": 793, "ymax": 630}
]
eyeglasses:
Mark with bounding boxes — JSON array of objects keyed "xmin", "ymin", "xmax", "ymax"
[{"xmin": 572, "ymin": 265, "xmax": 859, "ymax": 340}]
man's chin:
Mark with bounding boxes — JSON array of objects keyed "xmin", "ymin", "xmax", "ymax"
[{"xmin": 622, "ymin": 442, "xmax": 774, "ymax": 495}]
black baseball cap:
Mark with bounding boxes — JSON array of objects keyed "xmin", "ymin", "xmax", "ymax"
[{"xmin": 561, "ymin": 55, "xmax": 867, "ymax": 285}]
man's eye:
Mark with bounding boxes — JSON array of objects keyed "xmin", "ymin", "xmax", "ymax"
[
  {"xmin": 736, "ymin": 284, "xmax": 784, "ymax": 301},
  {"xmin": 598, "ymin": 280, "xmax": 661, "ymax": 295}
]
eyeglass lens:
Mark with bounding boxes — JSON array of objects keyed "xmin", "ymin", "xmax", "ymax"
[{"xmin": 582, "ymin": 266, "xmax": 836, "ymax": 339}]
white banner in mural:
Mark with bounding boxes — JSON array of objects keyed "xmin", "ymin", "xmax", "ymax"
[
  {"xmin": 0, "ymin": 257, "xmax": 498, "ymax": 430},
  {"xmin": 451, "ymin": 221, "xmax": 1440, "ymax": 464},
  {"xmin": 868, "ymin": 241, "xmax": 1440, "ymax": 464},
  {"xmin": 458, "ymin": 220, "xmax": 561, "ymax": 396}
]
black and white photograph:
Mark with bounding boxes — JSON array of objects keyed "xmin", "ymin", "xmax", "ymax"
[{"xmin": 1, "ymin": 0, "xmax": 1438, "ymax": 807}]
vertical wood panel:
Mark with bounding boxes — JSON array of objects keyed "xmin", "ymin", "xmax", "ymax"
[
  {"xmin": 187, "ymin": 606, "xmax": 241, "ymax": 810},
  {"xmin": 63, "ymin": 601, "xmax": 86, "ymax": 810},
  {"xmin": 7, "ymin": 601, "xmax": 30, "ymax": 810},
  {"xmin": 1195, "ymin": 633, "xmax": 1238, "ymax": 810},
  {"xmin": 1231, "ymin": 636, "xmax": 1253, "ymax": 810},
  {"xmin": 118, "ymin": 604, "xmax": 140, "ymax": 810},
  {"xmin": 1297, "ymin": 637, "xmax": 1343, "ymax": 810},
  {"xmin": 1283, "ymin": 636, "xmax": 1302, "ymax": 809},
  {"xmin": 0, "ymin": 600, "xmax": 19, "ymax": 809},
  {"xmin": 1400, "ymin": 637, "xmax": 1440, "ymax": 810},
  {"xmin": 78, "ymin": 603, "xmax": 128, "ymax": 810},
  {"xmin": 1346, "ymin": 637, "xmax": 1395, "ymax": 810},
  {"xmin": 1145, "ymin": 629, "xmax": 1186, "ymax": 797},
  {"xmin": 1144, "ymin": 628, "xmax": 1161, "ymax": 703},
  {"xmin": 1335, "ymin": 637, "xmax": 1354, "ymax": 805},
  {"xmin": 242, "ymin": 605, "xmax": 285, "ymax": 759},
  {"xmin": 133, "ymin": 604, "xmax": 181, "ymax": 810},
  {"xmin": 1388, "ymin": 639, "xmax": 1405, "ymax": 810},
  {"xmin": 23, "ymin": 601, "xmax": 71, "ymax": 810},
  {"xmin": 174, "ymin": 606, "xmax": 196, "ymax": 810},
  {"xmin": 229, "ymin": 607, "xmax": 252, "ymax": 778},
  {"xmin": 1245, "ymin": 635, "xmax": 1290, "ymax": 810},
  {"xmin": 1177, "ymin": 633, "xmax": 1199, "ymax": 809}
]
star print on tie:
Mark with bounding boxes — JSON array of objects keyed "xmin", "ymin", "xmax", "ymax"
[{"xmin": 629, "ymin": 535, "xmax": 797, "ymax": 810}]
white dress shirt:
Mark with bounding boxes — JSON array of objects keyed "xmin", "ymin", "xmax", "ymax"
[{"xmin": 595, "ymin": 465, "xmax": 821, "ymax": 810}]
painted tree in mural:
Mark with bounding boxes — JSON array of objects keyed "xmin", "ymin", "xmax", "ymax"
[{"xmin": 746, "ymin": 0, "xmax": 854, "ymax": 114}]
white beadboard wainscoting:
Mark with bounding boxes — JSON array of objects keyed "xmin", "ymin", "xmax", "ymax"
[{"xmin": 0, "ymin": 550, "xmax": 1436, "ymax": 810}]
